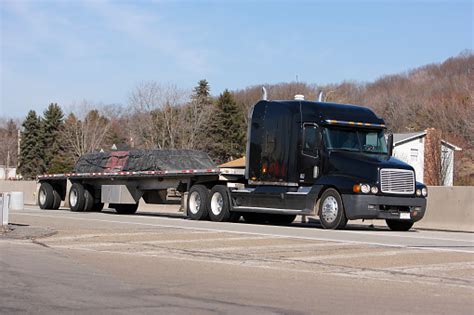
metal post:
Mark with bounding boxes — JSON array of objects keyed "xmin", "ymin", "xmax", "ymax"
[{"xmin": 1, "ymin": 192, "xmax": 10, "ymax": 226}]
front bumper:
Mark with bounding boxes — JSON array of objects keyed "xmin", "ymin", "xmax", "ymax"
[{"xmin": 342, "ymin": 194, "xmax": 426, "ymax": 222}]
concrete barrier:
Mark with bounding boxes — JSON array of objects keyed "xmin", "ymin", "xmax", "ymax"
[
  {"xmin": 1, "ymin": 180, "xmax": 472, "ymax": 232},
  {"xmin": 0, "ymin": 180, "xmax": 38, "ymax": 205},
  {"xmin": 415, "ymin": 186, "xmax": 474, "ymax": 232}
]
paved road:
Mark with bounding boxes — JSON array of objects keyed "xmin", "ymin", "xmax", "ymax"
[{"xmin": 1, "ymin": 205, "xmax": 473, "ymax": 314}]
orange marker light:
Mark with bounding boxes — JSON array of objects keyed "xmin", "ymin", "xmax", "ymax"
[{"xmin": 353, "ymin": 184, "xmax": 361, "ymax": 193}]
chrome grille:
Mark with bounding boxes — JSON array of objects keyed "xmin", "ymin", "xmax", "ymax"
[{"xmin": 380, "ymin": 169, "xmax": 415, "ymax": 194}]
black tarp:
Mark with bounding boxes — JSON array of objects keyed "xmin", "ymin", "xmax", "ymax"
[{"xmin": 74, "ymin": 150, "xmax": 216, "ymax": 173}]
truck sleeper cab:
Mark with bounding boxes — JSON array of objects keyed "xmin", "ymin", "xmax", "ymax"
[{"xmin": 193, "ymin": 99, "xmax": 427, "ymax": 231}]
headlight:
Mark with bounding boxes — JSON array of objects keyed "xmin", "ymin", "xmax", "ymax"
[
  {"xmin": 416, "ymin": 189, "xmax": 422, "ymax": 196},
  {"xmin": 360, "ymin": 184, "xmax": 370, "ymax": 194},
  {"xmin": 422, "ymin": 187, "xmax": 427, "ymax": 197},
  {"xmin": 371, "ymin": 186, "xmax": 378, "ymax": 194}
]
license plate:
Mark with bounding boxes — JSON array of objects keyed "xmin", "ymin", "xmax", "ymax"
[{"xmin": 400, "ymin": 212, "xmax": 411, "ymax": 220}]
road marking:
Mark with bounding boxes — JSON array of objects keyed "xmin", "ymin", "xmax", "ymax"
[
  {"xmin": 204, "ymin": 242, "xmax": 356, "ymax": 252},
  {"xmin": 12, "ymin": 212, "xmax": 474, "ymax": 254}
]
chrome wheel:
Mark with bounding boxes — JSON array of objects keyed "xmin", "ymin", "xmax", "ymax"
[
  {"xmin": 321, "ymin": 196, "xmax": 338, "ymax": 223},
  {"xmin": 210, "ymin": 192, "xmax": 224, "ymax": 216},
  {"xmin": 189, "ymin": 191, "xmax": 201, "ymax": 215},
  {"xmin": 70, "ymin": 189, "xmax": 78, "ymax": 207},
  {"xmin": 39, "ymin": 189, "xmax": 47, "ymax": 206}
]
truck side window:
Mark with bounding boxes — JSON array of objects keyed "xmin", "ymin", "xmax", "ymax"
[{"xmin": 303, "ymin": 124, "xmax": 319, "ymax": 157}]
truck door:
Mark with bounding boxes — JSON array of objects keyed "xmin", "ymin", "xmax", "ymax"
[{"xmin": 300, "ymin": 123, "xmax": 321, "ymax": 184}]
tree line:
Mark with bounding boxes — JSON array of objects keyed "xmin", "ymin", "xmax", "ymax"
[{"xmin": 1, "ymin": 51, "xmax": 472, "ymax": 184}]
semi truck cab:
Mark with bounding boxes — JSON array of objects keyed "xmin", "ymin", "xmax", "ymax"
[{"xmin": 218, "ymin": 96, "xmax": 427, "ymax": 231}]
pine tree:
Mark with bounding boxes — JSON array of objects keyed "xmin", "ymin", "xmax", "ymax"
[
  {"xmin": 207, "ymin": 90, "xmax": 246, "ymax": 164},
  {"xmin": 18, "ymin": 110, "xmax": 45, "ymax": 179},
  {"xmin": 42, "ymin": 103, "xmax": 64, "ymax": 172},
  {"xmin": 193, "ymin": 79, "xmax": 210, "ymax": 100}
]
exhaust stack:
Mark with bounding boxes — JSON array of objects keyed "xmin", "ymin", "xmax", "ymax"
[
  {"xmin": 261, "ymin": 87, "xmax": 268, "ymax": 101},
  {"xmin": 318, "ymin": 91, "xmax": 324, "ymax": 102}
]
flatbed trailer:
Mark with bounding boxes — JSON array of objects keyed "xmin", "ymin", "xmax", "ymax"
[{"xmin": 38, "ymin": 92, "xmax": 428, "ymax": 231}]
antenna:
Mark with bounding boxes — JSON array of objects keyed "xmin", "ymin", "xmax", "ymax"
[
  {"xmin": 318, "ymin": 91, "xmax": 324, "ymax": 102},
  {"xmin": 261, "ymin": 86, "xmax": 268, "ymax": 101}
]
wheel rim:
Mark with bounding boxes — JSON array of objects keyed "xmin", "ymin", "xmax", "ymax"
[
  {"xmin": 189, "ymin": 191, "xmax": 201, "ymax": 214},
  {"xmin": 322, "ymin": 196, "xmax": 338, "ymax": 223},
  {"xmin": 39, "ymin": 189, "xmax": 46, "ymax": 205},
  {"xmin": 70, "ymin": 189, "xmax": 78, "ymax": 207},
  {"xmin": 210, "ymin": 192, "xmax": 223, "ymax": 216}
]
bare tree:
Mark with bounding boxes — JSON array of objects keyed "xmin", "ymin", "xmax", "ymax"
[
  {"xmin": 128, "ymin": 81, "xmax": 187, "ymax": 149},
  {"xmin": 0, "ymin": 118, "xmax": 19, "ymax": 171},
  {"xmin": 62, "ymin": 108, "xmax": 111, "ymax": 161}
]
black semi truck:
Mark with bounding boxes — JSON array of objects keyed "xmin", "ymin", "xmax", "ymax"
[{"xmin": 38, "ymin": 93, "xmax": 427, "ymax": 231}]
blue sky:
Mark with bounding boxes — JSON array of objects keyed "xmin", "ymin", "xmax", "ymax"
[{"xmin": 1, "ymin": 0, "xmax": 472, "ymax": 118}]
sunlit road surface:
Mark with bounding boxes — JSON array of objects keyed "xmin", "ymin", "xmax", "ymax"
[{"xmin": 2, "ymin": 205, "xmax": 473, "ymax": 314}]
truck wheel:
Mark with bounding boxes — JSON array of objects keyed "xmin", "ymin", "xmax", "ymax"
[
  {"xmin": 38, "ymin": 182, "xmax": 55, "ymax": 209},
  {"xmin": 208, "ymin": 185, "xmax": 240, "ymax": 222},
  {"xmin": 83, "ymin": 187, "xmax": 95, "ymax": 212},
  {"xmin": 111, "ymin": 203, "xmax": 138, "ymax": 214},
  {"xmin": 386, "ymin": 219, "xmax": 414, "ymax": 231},
  {"xmin": 319, "ymin": 188, "xmax": 347, "ymax": 229},
  {"xmin": 52, "ymin": 189, "xmax": 61, "ymax": 210},
  {"xmin": 69, "ymin": 183, "xmax": 86, "ymax": 212},
  {"xmin": 187, "ymin": 185, "xmax": 210, "ymax": 220},
  {"xmin": 267, "ymin": 214, "xmax": 296, "ymax": 225}
]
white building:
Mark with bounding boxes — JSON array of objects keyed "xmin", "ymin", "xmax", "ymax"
[{"xmin": 393, "ymin": 131, "xmax": 461, "ymax": 186}]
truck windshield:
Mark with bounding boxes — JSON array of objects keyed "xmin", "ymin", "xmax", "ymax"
[{"xmin": 323, "ymin": 127, "xmax": 388, "ymax": 154}]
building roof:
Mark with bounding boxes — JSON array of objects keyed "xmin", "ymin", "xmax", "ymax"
[
  {"xmin": 393, "ymin": 131, "xmax": 427, "ymax": 145},
  {"xmin": 393, "ymin": 131, "xmax": 462, "ymax": 151}
]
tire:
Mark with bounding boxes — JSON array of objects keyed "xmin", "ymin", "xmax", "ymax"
[
  {"xmin": 69, "ymin": 183, "xmax": 86, "ymax": 212},
  {"xmin": 267, "ymin": 214, "xmax": 296, "ymax": 225},
  {"xmin": 386, "ymin": 219, "xmax": 414, "ymax": 231},
  {"xmin": 83, "ymin": 187, "xmax": 95, "ymax": 212},
  {"xmin": 38, "ymin": 182, "xmax": 55, "ymax": 209},
  {"xmin": 52, "ymin": 189, "xmax": 61, "ymax": 210},
  {"xmin": 319, "ymin": 188, "xmax": 347, "ymax": 229},
  {"xmin": 110, "ymin": 203, "xmax": 138, "ymax": 214},
  {"xmin": 187, "ymin": 185, "xmax": 210, "ymax": 220},
  {"xmin": 242, "ymin": 213, "xmax": 267, "ymax": 224},
  {"xmin": 208, "ymin": 185, "xmax": 240, "ymax": 222}
]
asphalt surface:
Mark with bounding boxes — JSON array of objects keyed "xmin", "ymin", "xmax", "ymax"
[{"xmin": 1, "ymin": 205, "xmax": 473, "ymax": 314}]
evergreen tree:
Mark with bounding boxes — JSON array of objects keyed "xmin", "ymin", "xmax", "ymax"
[
  {"xmin": 42, "ymin": 103, "xmax": 64, "ymax": 172},
  {"xmin": 193, "ymin": 79, "xmax": 210, "ymax": 100},
  {"xmin": 18, "ymin": 110, "xmax": 45, "ymax": 179},
  {"xmin": 207, "ymin": 90, "xmax": 245, "ymax": 164}
]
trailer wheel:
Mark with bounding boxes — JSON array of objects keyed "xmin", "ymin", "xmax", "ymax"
[
  {"xmin": 318, "ymin": 188, "xmax": 347, "ymax": 229},
  {"xmin": 187, "ymin": 185, "xmax": 210, "ymax": 220},
  {"xmin": 38, "ymin": 182, "xmax": 55, "ymax": 209},
  {"xmin": 110, "ymin": 203, "xmax": 138, "ymax": 215},
  {"xmin": 267, "ymin": 214, "xmax": 296, "ymax": 225},
  {"xmin": 83, "ymin": 188, "xmax": 95, "ymax": 212},
  {"xmin": 386, "ymin": 219, "xmax": 414, "ymax": 231},
  {"xmin": 51, "ymin": 189, "xmax": 61, "ymax": 210},
  {"xmin": 208, "ymin": 185, "xmax": 240, "ymax": 222},
  {"xmin": 69, "ymin": 183, "xmax": 86, "ymax": 212}
]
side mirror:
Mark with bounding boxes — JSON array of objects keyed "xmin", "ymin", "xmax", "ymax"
[{"xmin": 387, "ymin": 133, "xmax": 393, "ymax": 156}]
